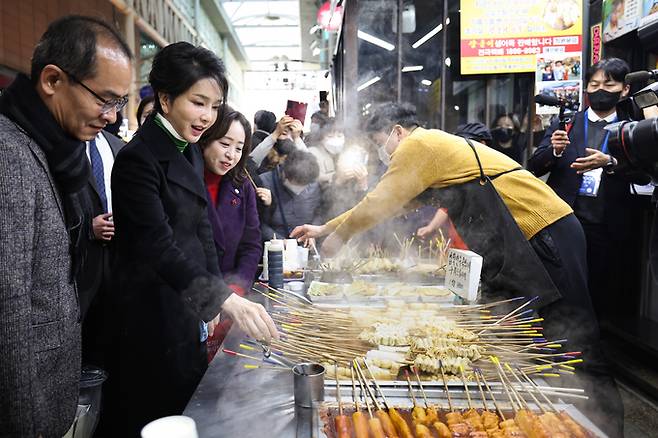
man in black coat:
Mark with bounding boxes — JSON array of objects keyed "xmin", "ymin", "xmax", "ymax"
[
  {"xmin": 78, "ymin": 130, "xmax": 124, "ymax": 368},
  {"xmin": 527, "ymin": 58, "xmax": 645, "ymax": 437}
]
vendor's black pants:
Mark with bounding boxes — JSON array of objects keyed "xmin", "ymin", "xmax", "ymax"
[{"xmin": 530, "ymin": 213, "xmax": 624, "ymax": 438}]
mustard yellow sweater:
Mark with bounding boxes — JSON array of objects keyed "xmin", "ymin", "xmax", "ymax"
[{"xmin": 327, "ymin": 127, "xmax": 572, "ymax": 240}]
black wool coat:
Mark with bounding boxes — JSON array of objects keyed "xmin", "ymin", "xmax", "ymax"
[{"xmin": 108, "ymin": 117, "xmax": 232, "ymax": 435}]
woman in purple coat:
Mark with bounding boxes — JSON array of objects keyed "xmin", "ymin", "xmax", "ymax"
[{"xmin": 199, "ymin": 108, "xmax": 263, "ymax": 358}]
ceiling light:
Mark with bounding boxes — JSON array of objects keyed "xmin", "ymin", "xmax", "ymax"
[
  {"xmin": 309, "ymin": 25, "xmax": 320, "ymax": 34},
  {"xmin": 402, "ymin": 65, "xmax": 424, "ymax": 72},
  {"xmin": 454, "ymin": 105, "xmax": 460, "ymax": 111},
  {"xmin": 357, "ymin": 76, "xmax": 381, "ymax": 91},
  {"xmin": 312, "ymin": 47, "xmax": 321, "ymax": 56},
  {"xmin": 358, "ymin": 30, "xmax": 395, "ymax": 51},
  {"xmin": 446, "ymin": 17, "xmax": 451, "ymax": 25},
  {"xmin": 445, "ymin": 57, "xmax": 451, "ymax": 67},
  {"xmin": 412, "ymin": 23, "xmax": 443, "ymax": 49},
  {"xmin": 421, "ymin": 79, "xmax": 432, "ymax": 86}
]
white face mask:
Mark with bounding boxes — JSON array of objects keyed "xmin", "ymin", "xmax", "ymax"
[
  {"xmin": 284, "ymin": 180, "xmax": 306, "ymax": 195},
  {"xmin": 377, "ymin": 129, "xmax": 396, "ymax": 166},
  {"xmin": 324, "ymin": 136, "xmax": 345, "ymax": 155}
]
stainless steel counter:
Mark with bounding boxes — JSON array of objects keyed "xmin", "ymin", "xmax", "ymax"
[{"xmin": 183, "ymin": 326, "xmax": 321, "ymax": 438}]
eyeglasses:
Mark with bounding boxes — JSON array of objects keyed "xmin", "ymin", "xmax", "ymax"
[{"xmin": 60, "ymin": 67, "xmax": 129, "ymax": 114}]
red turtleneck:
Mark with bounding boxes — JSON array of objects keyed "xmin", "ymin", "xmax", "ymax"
[{"xmin": 204, "ymin": 169, "xmax": 223, "ymax": 207}]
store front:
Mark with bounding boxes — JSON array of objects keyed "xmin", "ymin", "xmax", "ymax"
[{"xmin": 334, "ymin": 0, "xmax": 544, "ymax": 165}]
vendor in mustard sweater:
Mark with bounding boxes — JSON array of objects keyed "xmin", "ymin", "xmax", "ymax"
[{"xmin": 292, "ymin": 103, "xmax": 624, "ymax": 437}]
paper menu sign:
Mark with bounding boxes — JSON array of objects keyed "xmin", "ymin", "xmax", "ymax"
[{"xmin": 446, "ymin": 248, "xmax": 483, "ymax": 302}]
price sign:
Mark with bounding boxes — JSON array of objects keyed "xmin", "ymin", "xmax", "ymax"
[{"xmin": 445, "ymin": 248, "xmax": 483, "ymax": 302}]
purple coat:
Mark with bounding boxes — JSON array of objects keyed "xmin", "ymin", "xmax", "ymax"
[{"xmin": 206, "ymin": 177, "xmax": 262, "ymax": 292}]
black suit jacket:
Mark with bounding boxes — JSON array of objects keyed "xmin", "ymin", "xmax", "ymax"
[
  {"xmin": 108, "ymin": 118, "xmax": 233, "ymax": 435},
  {"xmin": 527, "ymin": 111, "xmax": 647, "ymax": 232},
  {"xmin": 78, "ymin": 130, "xmax": 123, "ymax": 319}
]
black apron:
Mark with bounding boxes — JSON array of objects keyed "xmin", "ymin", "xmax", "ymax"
[{"xmin": 417, "ymin": 139, "xmax": 561, "ymax": 308}]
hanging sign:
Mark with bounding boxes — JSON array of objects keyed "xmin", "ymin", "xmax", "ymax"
[{"xmin": 460, "ymin": 0, "xmax": 584, "ymax": 74}]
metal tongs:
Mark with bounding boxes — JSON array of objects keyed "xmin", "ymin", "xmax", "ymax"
[{"xmin": 256, "ymin": 339, "xmax": 294, "ymax": 368}]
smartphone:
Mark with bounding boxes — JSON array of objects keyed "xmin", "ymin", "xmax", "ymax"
[{"xmin": 285, "ymin": 100, "xmax": 308, "ymax": 123}]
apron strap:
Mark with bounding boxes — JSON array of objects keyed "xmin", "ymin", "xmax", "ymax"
[
  {"xmin": 464, "ymin": 138, "xmax": 487, "ymax": 185},
  {"xmin": 464, "ymin": 138, "xmax": 523, "ymax": 182}
]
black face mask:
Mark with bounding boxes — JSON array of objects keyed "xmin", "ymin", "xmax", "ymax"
[
  {"xmin": 491, "ymin": 127, "xmax": 513, "ymax": 143},
  {"xmin": 587, "ymin": 89, "xmax": 622, "ymax": 111}
]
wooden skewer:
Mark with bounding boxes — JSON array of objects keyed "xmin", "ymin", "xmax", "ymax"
[
  {"xmin": 438, "ymin": 360, "xmax": 454, "ymax": 412},
  {"xmin": 413, "ymin": 366, "xmax": 433, "ymax": 410},
  {"xmin": 245, "ymin": 170, "xmax": 258, "ymax": 189},
  {"xmin": 478, "ymin": 368, "xmax": 506, "ymax": 421},
  {"xmin": 474, "ymin": 370, "xmax": 489, "ymax": 411},
  {"xmin": 490, "ymin": 356, "xmax": 518, "ymax": 413},
  {"xmin": 517, "ymin": 367, "xmax": 559, "ymax": 413},
  {"xmin": 350, "ymin": 366, "xmax": 359, "ymax": 410},
  {"xmin": 360, "ymin": 359, "xmax": 387, "ymax": 411},
  {"xmin": 403, "ymin": 369, "xmax": 419, "ymax": 407},
  {"xmin": 354, "ymin": 360, "xmax": 375, "ymax": 417},
  {"xmin": 505, "ymin": 363, "xmax": 547, "ymax": 414},
  {"xmin": 459, "ymin": 365, "xmax": 473, "ymax": 410},
  {"xmin": 243, "ymin": 364, "xmax": 290, "ymax": 371},
  {"xmin": 335, "ymin": 363, "xmax": 343, "ymax": 417},
  {"xmin": 354, "ymin": 359, "xmax": 380, "ymax": 417}
]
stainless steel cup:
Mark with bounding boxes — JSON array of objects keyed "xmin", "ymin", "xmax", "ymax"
[{"xmin": 292, "ymin": 363, "xmax": 325, "ymax": 408}]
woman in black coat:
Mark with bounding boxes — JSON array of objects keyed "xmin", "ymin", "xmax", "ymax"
[{"xmin": 108, "ymin": 42, "xmax": 278, "ymax": 436}]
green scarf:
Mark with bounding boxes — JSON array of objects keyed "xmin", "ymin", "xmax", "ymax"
[{"xmin": 154, "ymin": 113, "xmax": 188, "ymax": 153}]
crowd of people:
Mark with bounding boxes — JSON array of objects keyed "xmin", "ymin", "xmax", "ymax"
[{"xmin": 0, "ymin": 14, "xmax": 640, "ymax": 438}]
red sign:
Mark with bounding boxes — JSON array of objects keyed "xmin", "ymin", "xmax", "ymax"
[
  {"xmin": 317, "ymin": 1, "xmax": 343, "ymax": 32},
  {"xmin": 590, "ymin": 23, "xmax": 602, "ymax": 65}
]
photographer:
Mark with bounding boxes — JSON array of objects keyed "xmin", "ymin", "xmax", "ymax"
[{"xmin": 528, "ymin": 59, "xmax": 645, "ymax": 334}]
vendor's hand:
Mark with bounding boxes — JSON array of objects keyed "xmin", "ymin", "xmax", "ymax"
[
  {"xmin": 273, "ymin": 116, "xmax": 294, "ymax": 139},
  {"xmin": 290, "ymin": 119, "xmax": 304, "ymax": 139},
  {"xmin": 551, "ymin": 130, "xmax": 570, "ymax": 156},
  {"xmin": 303, "ymin": 237, "xmax": 316, "ymax": 249},
  {"xmin": 290, "ymin": 224, "xmax": 329, "ymax": 243},
  {"xmin": 416, "ymin": 225, "xmax": 436, "ymax": 240},
  {"xmin": 208, "ymin": 313, "xmax": 221, "ymax": 337},
  {"xmin": 570, "ymin": 148, "xmax": 612, "ymax": 174},
  {"xmin": 220, "ymin": 293, "xmax": 279, "ymax": 342},
  {"xmin": 256, "ymin": 187, "xmax": 272, "ymax": 206},
  {"xmin": 92, "ymin": 213, "xmax": 114, "ymax": 241},
  {"xmin": 321, "ymin": 232, "xmax": 345, "ymax": 258}
]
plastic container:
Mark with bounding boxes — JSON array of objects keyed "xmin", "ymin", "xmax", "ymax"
[
  {"xmin": 268, "ymin": 240, "xmax": 284, "ymax": 289},
  {"xmin": 141, "ymin": 415, "xmax": 198, "ymax": 438}
]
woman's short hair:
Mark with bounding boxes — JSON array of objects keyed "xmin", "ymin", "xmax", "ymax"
[
  {"xmin": 149, "ymin": 42, "xmax": 228, "ymax": 114},
  {"xmin": 366, "ymin": 103, "xmax": 420, "ymax": 133},
  {"xmin": 282, "ymin": 150, "xmax": 319, "ymax": 185},
  {"xmin": 199, "ymin": 105, "xmax": 253, "ymax": 184}
]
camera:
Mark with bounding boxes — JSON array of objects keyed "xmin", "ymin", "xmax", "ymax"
[
  {"xmin": 534, "ymin": 94, "xmax": 580, "ymax": 130},
  {"xmin": 605, "ymin": 75, "xmax": 658, "ymax": 181}
]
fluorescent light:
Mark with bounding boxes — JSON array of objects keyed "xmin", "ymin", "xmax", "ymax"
[
  {"xmin": 445, "ymin": 57, "xmax": 451, "ymax": 67},
  {"xmin": 357, "ymin": 76, "xmax": 381, "ymax": 91},
  {"xmin": 402, "ymin": 65, "xmax": 424, "ymax": 72},
  {"xmin": 309, "ymin": 25, "xmax": 320, "ymax": 34},
  {"xmin": 412, "ymin": 23, "xmax": 443, "ymax": 49},
  {"xmin": 364, "ymin": 103, "xmax": 372, "ymax": 109},
  {"xmin": 312, "ymin": 47, "xmax": 321, "ymax": 56},
  {"xmin": 446, "ymin": 17, "xmax": 451, "ymax": 25},
  {"xmin": 358, "ymin": 30, "xmax": 395, "ymax": 51},
  {"xmin": 421, "ymin": 79, "xmax": 432, "ymax": 86}
]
